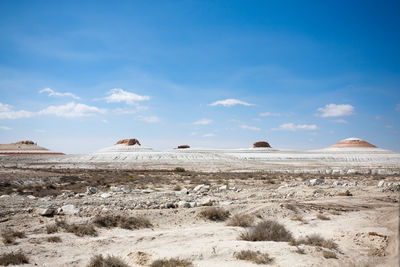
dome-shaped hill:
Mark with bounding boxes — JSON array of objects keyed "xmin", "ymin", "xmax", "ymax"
[{"xmin": 329, "ymin": 137, "xmax": 376, "ymax": 148}]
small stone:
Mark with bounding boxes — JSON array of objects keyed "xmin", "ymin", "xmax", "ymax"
[
  {"xmin": 87, "ymin": 187, "xmax": 98, "ymax": 194},
  {"xmin": 58, "ymin": 204, "xmax": 79, "ymax": 215},
  {"xmin": 27, "ymin": 195, "xmax": 37, "ymax": 200},
  {"xmin": 219, "ymin": 185, "xmax": 228, "ymax": 191},
  {"xmin": 333, "ymin": 181, "xmax": 342, "ymax": 186},
  {"xmin": 307, "ymin": 178, "xmax": 324, "ymax": 186},
  {"xmin": 378, "ymin": 180, "xmax": 385, "ymax": 187},
  {"xmin": 177, "ymin": 201, "xmax": 191, "ymax": 208},
  {"xmin": 36, "ymin": 205, "xmax": 56, "ymax": 216},
  {"xmin": 193, "ymin": 184, "xmax": 205, "ymax": 192},
  {"xmin": 110, "ymin": 186, "xmax": 123, "ymax": 192},
  {"xmin": 0, "ymin": 195, "xmax": 11, "ymax": 198},
  {"xmin": 101, "ymin": 193, "xmax": 111, "ymax": 198},
  {"xmin": 142, "ymin": 189, "xmax": 154, "ymax": 194}
]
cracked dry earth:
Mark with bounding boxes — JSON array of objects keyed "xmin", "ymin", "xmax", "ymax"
[{"xmin": 0, "ymin": 167, "xmax": 399, "ymax": 267}]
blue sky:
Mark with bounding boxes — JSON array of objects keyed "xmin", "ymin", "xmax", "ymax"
[{"xmin": 0, "ymin": 0, "xmax": 399, "ymax": 153}]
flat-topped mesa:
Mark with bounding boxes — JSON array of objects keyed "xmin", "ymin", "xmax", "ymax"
[
  {"xmin": 177, "ymin": 145, "xmax": 190, "ymax": 149},
  {"xmin": 253, "ymin": 141, "xmax": 271, "ymax": 148},
  {"xmin": 0, "ymin": 140, "xmax": 64, "ymax": 155},
  {"xmin": 14, "ymin": 140, "xmax": 35, "ymax": 145},
  {"xmin": 115, "ymin": 138, "xmax": 141, "ymax": 146},
  {"xmin": 330, "ymin": 137, "xmax": 376, "ymax": 148}
]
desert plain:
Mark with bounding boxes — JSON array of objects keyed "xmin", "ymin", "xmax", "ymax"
[{"xmin": 0, "ymin": 139, "xmax": 399, "ymax": 267}]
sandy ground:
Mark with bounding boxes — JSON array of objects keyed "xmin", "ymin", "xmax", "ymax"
[{"xmin": 0, "ymin": 167, "xmax": 399, "ymax": 266}]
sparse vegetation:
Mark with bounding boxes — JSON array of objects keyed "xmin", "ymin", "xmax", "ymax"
[
  {"xmin": 317, "ymin": 214, "xmax": 331, "ymax": 220},
  {"xmin": 66, "ymin": 224, "xmax": 97, "ymax": 237},
  {"xmin": 323, "ymin": 250, "xmax": 337, "ymax": 259},
  {"xmin": 46, "ymin": 236, "xmax": 62, "ymax": 243},
  {"xmin": 150, "ymin": 258, "xmax": 193, "ymax": 267},
  {"xmin": 235, "ymin": 250, "xmax": 273, "ymax": 264},
  {"xmin": 240, "ymin": 220, "xmax": 293, "ymax": 242},
  {"xmin": 0, "ymin": 251, "xmax": 29, "ymax": 265},
  {"xmin": 2, "ymin": 230, "xmax": 26, "ymax": 245},
  {"xmin": 227, "ymin": 213, "xmax": 254, "ymax": 227},
  {"xmin": 46, "ymin": 224, "xmax": 59, "ymax": 234},
  {"xmin": 173, "ymin": 185, "xmax": 182, "ymax": 191},
  {"xmin": 290, "ymin": 214, "xmax": 307, "ymax": 223},
  {"xmin": 93, "ymin": 215, "xmax": 152, "ymax": 230},
  {"xmin": 291, "ymin": 234, "xmax": 338, "ymax": 250},
  {"xmin": 86, "ymin": 254, "xmax": 129, "ymax": 267},
  {"xmin": 174, "ymin": 167, "xmax": 186, "ymax": 172},
  {"xmin": 337, "ymin": 190, "xmax": 352, "ymax": 196},
  {"xmin": 200, "ymin": 207, "xmax": 230, "ymax": 221}
]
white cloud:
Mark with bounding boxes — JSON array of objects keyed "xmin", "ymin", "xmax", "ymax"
[
  {"xmin": 39, "ymin": 88, "xmax": 81, "ymax": 100},
  {"xmin": 105, "ymin": 88, "xmax": 150, "ymax": 105},
  {"xmin": 0, "ymin": 103, "xmax": 33, "ymax": 119},
  {"xmin": 209, "ymin": 98, "xmax": 253, "ymax": 107},
  {"xmin": 0, "ymin": 126, "xmax": 12, "ymax": 130},
  {"xmin": 193, "ymin": 118, "xmax": 213, "ymax": 125},
  {"xmin": 317, "ymin": 104, "xmax": 354, "ymax": 117},
  {"xmin": 273, "ymin": 123, "xmax": 318, "ymax": 131},
  {"xmin": 38, "ymin": 102, "xmax": 106, "ymax": 118},
  {"xmin": 259, "ymin": 112, "xmax": 280, "ymax": 117},
  {"xmin": 333, "ymin": 119, "xmax": 348, "ymax": 124},
  {"xmin": 113, "ymin": 106, "xmax": 148, "ymax": 114},
  {"xmin": 202, "ymin": 133, "xmax": 216, "ymax": 137},
  {"xmin": 137, "ymin": 115, "xmax": 160, "ymax": 123},
  {"xmin": 240, "ymin": 125, "xmax": 260, "ymax": 131}
]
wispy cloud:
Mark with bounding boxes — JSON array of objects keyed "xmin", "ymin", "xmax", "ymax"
[
  {"xmin": 202, "ymin": 133, "xmax": 216, "ymax": 137},
  {"xmin": 259, "ymin": 112, "xmax": 280, "ymax": 117},
  {"xmin": 317, "ymin": 104, "xmax": 354, "ymax": 117},
  {"xmin": 0, "ymin": 126, "xmax": 12, "ymax": 130},
  {"xmin": 333, "ymin": 119, "xmax": 348, "ymax": 124},
  {"xmin": 273, "ymin": 123, "xmax": 318, "ymax": 131},
  {"xmin": 209, "ymin": 98, "xmax": 254, "ymax": 107},
  {"xmin": 137, "ymin": 115, "xmax": 160, "ymax": 123},
  {"xmin": 113, "ymin": 106, "xmax": 148, "ymax": 115},
  {"xmin": 104, "ymin": 88, "xmax": 150, "ymax": 105},
  {"xmin": 39, "ymin": 88, "xmax": 81, "ymax": 100},
  {"xmin": 0, "ymin": 103, "xmax": 33, "ymax": 119},
  {"xmin": 38, "ymin": 102, "xmax": 106, "ymax": 118},
  {"xmin": 240, "ymin": 125, "xmax": 260, "ymax": 131},
  {"xmin": 193, "ymin": 118, "xmax": 213, "ymax": 125}
]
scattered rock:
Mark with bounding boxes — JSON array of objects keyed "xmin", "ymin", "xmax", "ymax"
[
  {"xmin": 177, "ymin": 201, "xmax": 191, "ymax": 208},
  {"xmin": 36, "ymin": 205, "xmax": 56, "ymax": 216},
  {"xmin": 142, "ymin": 189, "xmax": 154, "ymax": 194},
  {"xmin": 333, "ymin": 181, "xmax": 342, "ymax": 186},
  {"xmin": 378, "ymin": 180, "xmax": 385, "ymax": 187},
  {"xmin": 110, "ymin": 186, "xmax": 123, "ymax": 192},
  {"xmin": 57, "ymin": 204, "xmax": 79, "ymax": 215},
  {"xmin": 307, "ymin": 178, "xmax": 324, "ymax": 186},
  {"xmin": 193, "ymin": 184, "xmax": 205, "ymax": 192},
  {"xmin": 101, "ymin": 193, "xmax": 111, "ymax": 198},
  {"xmin": 87, "ymin": 187, "xmax": 98, "ymax": 194},
  {"xmin": 116, "ymin": 138, "xmax": 141, "ymax": 146},
  {"xmin": 197, "ymin": 198, "xmax": 214, "ymax": 206},
  {"xmin": 218, "ymin": 185, "xmax": 228, "ymax": 191},
  {"xmin": 27, "ymin": 195, "xmax": 37, "ymax": 200},
  {"xmin": 0, "ymin": 194, "xmax": 11, "ymax": 198}
]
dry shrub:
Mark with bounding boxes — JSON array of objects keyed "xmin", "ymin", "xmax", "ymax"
[
  {"xmin": 235, "ymin": 250, "xmax": 273, "ymax": 264},
  {"xmin": 323, "ymin": 250, "xmax": 337, "ymax": 259},
  {"xmin": 285, "ymin": 203, "xmax": 298, "ymax": 213},
  {"xmin": 150, "ymin": 258, "xmax": 193, "ymax": 267},
  {"xmin": 66, "ymin": 224, "xmax": 97, "ymax": 237},
  {"xmin": 173, "ymin": 185, "xmax": 182, "ymax": 191},
  {"xmin": 240, "ymin": 220, "xmax": 293, "ymax": 242},
  {"xmin": 291, "ymin": 234, "xmax": 338, "ymax": 250},
  {"xmin": 330, "ymin": 210, "xmax": 341, "ymax": 215},
  {"xmin": 46, "ymin": 224, "xmax": 59, "ymax": 234},
  {"xmin": 86, "ymin": 254, "xmax": 129, "ymax": 267},
  {"xmin": 0, "ymin": 251, "xmax": 29, "ymax": 265},
  {"xmin": 2, "ymin": 230, "xmax": 26, "ymax": 245},
  {"xmin": 316, "ymin": 214, "xmax": 330, "ymax": 221},
  {"xmin": 93, "ymin": 215, "xmax": 152, "ymax": 230},
  {"xmin": 174, "ymin": 167, "xmax": 186, "ymax": 172},
  {"xmin": 290, "ymin": 214, "xmax": 306, "ymax": 223},
  {"xmin": 200, "ymin": 207, "xmax": 230, "ymax": 221},
  {"xmin": 337, "ymin": 190, "xmax": 352, "ymax": 196},
  {"xmin": 46, "ymin": 236, "xmax": 62, "ymax": 243},
  {"xmin": 227, "ymin": 214, "xmax": 254, "ymax": 227}
]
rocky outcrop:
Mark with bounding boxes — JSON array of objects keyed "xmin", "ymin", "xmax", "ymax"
[
  {"xmin": 15, "ymin": 140, "xmax": 35, "ymax": 145},
  {"xmin": 177, "ymin": 145, "xmax": 190, "ymax": 149},
  {"xmin": 116, "ymin": 139, "xmax": 141, "ymax": 146},
  {"xmin": 330, "ymin": 138, "xmax": 376, "ymax": 148},
  {"xmin": 253, "ymin": 141, "xmax": 271, "ymax": 148}
]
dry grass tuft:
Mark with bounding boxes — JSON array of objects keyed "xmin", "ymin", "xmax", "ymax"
[
  {"xmin": 93, "ymin": 215, "xmax": 152, "ymax": 230},
  {"xmin": 46, "ymin": 224, "xmax": 59, "ymax": 234},
  {"xmin": 316, "ymin": 214, "xmax": 331, "ymax": 220},
  {"xmin": 235, "ymin": 250, "xmax": 273, "ymax": 264},
  {"xmin": 0, "ymin": 251, "xmax": 29, "ymax": 265},
  {"xmin": 66, "ymin": 224, "xmax": 97, "ymax": 237},
  {"xmin": 291, "ymin": 234, "xmax": 338, "ymax": 250},
  {"xmin": 150, "ymin": 258, "xmax": 193, "ymax": 267},
  {"xmin": 240, "ymin": 220, "xmax": 293, "ymax": 242},
  {"xmin": 323, "ymin": 250, "xmax": 337, "ymax": 259},
  {"xmin": 200, "ymin": 207, "xmax": 230, "ymax": 221},
  {"xmin": 290, "ymin": 214, "xmax": 307, "ymax": 223},
  {"xmin": 227, "ymin": 214, "xmax": 254, "ymax": 227},
  {"xmin": 2, "ymin": 230, "xmax": 26, "ymax": 245},
  {"xmin": 46, "ymin": 236, "xmax": 62, "ymax": 243},
  {"xmin": 86, "ymin": 254, "xmax": 129, "ymax": 267},
  {"xmin": 174, "ymin": 167, "xmax": 186, "ymax": 172}
]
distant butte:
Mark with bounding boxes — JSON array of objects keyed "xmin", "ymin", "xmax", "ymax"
[
  {"xmin": 0, "ymin": 140, "xmax": 64, "ymax": 155},
  {"xmin": 115, "ymin": 138, "xmax": 141, "ymax": 146},
  {"xmin": 253, "ymin": 141, "xmax": 271, "ymax": 148},
  {"xmin": 177, "ymin": 145, "xmax": 190, "ymax": 149},
  {"xmin": 330, "ymin": 137, "xmax": 377, "ymax": 148}
]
